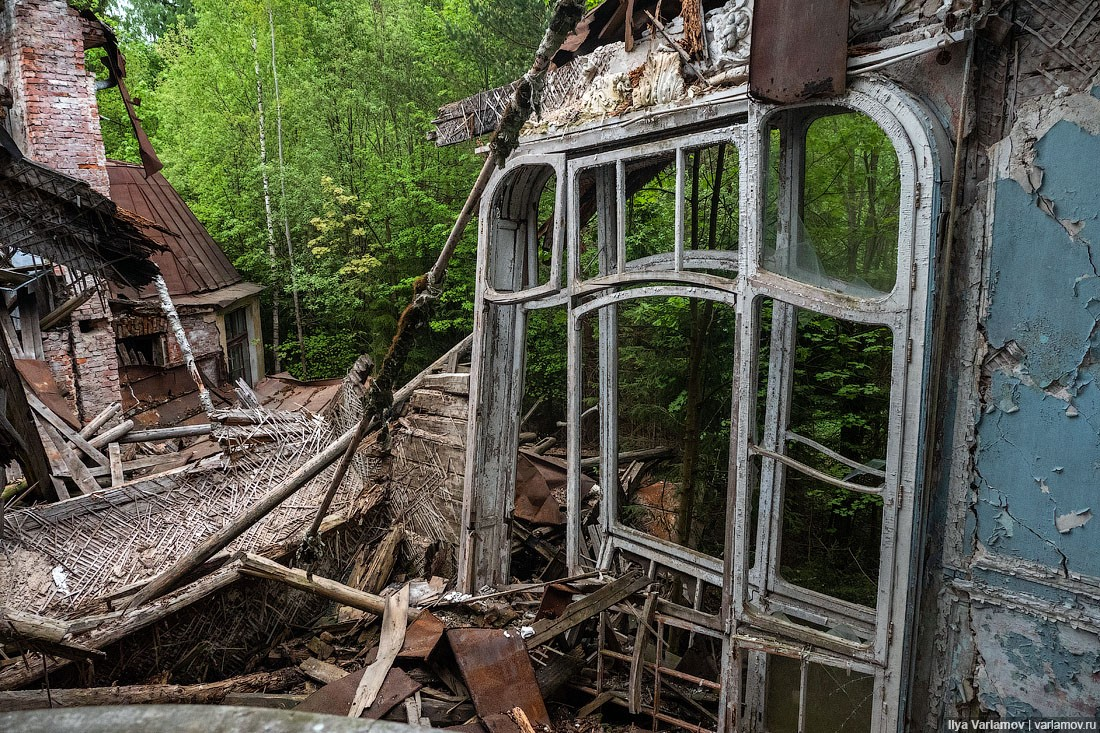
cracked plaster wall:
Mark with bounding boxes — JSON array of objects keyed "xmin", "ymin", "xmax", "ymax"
[{"xmin": 963, "ymin": 86, "xmax": 1100, "ymax": 719}]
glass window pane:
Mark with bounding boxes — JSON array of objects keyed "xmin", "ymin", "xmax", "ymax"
[
  {"xmin": 763, "ymin": 655, "xmax": 873, "ymax": 733},
  {"xmin": 805, "ymin": 662, "xmax": 874, "ymax": 733},
  {"xmin": 756, "ymin": 301, "xmax": 893, "ymax": 610}
]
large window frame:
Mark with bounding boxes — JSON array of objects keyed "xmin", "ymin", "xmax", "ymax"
[{"xmin": 460, "ymin": 78, "xmax": 946, "ymax": 732}]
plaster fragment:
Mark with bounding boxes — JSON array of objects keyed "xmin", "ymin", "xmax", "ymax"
[
  {"xmin": 1065, "ymin": 403, "xmax": 1079, "ymax": 417},
  {"xmin": 1054, "ymin": 508, "xmax": 1092, "ymax": 534},
  {"xmin": 1036, "ymin": 478, "xmax": 1051, "ymax": 494},
  {"xmin": 991, "ymin": 506, "xmax": 1015, "ymax": 544}
]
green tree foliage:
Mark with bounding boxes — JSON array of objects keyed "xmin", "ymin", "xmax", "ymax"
[{"xmin": 96, "ymin": 0, "xmax": 548, "ymax": 379}]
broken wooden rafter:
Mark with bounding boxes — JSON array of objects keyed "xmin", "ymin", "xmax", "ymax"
[
  {"xmin": 115, "ymin": 424, "xmax": 213, "ymax": 443},
  {"xmin": 348, "ymin": 584, "xmax": 410, "ymax": 717},
  {"xmin": 524, "ymin": 571, "xmax": 651, "ymax": 649},
  {"xmin": 77, "ymin": 401, "xmax": 121, "ymax": 440},
  {"xmin": 88, "ymin": 419, "xmax": 134, "ymax": 449},
  {"xmin": 0, "ymin": 608, "xmax": 105, "ymax": 663},
  {"xmin": 25, "ymin": 391, "xmax": 109, "ymax": 467}
]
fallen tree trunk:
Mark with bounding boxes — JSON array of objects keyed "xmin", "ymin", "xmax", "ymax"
[{"xmin": 0, "ymin": 667, "xmax": 302, "ymax": 711}]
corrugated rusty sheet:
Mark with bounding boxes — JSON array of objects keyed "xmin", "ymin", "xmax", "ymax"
[
  {"xmin": 446, "ymin": 629, "xmax": 549, "ymax": 726},
  {"xmin": 106, "ymin": 161, "xmax": 241, "ymax": 297},
  {"xmin": 748, "ymin": 0, "xmax": 850, "ymax": 104}
]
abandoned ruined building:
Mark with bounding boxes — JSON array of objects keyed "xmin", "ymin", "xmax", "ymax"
[
  {"xmin": 1, "ymin": 1, "xmax": 1099, "ymax": 732},
  {"xmin": 0, "ymin": 0, "xmax": 264, "ymax": 438}
]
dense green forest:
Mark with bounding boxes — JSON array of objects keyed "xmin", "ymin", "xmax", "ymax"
[{"xmin": 92, "ymin": 0, "xmax": 598, "ymax": 380}]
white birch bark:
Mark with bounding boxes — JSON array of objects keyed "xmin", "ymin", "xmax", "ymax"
[
  {"xmin": 268, "ymin": 6, "xmax": 307, "ymax": 377},
  {"xmin": 154, "ymin": 275, "xmax": 214, "ymax": 415},
  {"xmin": 253, "ymin": 32, "xmax": 281, "ymax": 373}
]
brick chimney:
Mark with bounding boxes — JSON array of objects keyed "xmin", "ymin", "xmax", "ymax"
[{"xmin": 0, "ymin": 0, "xmax": 110, "ymax": 195}]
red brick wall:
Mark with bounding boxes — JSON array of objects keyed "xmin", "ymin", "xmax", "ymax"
[
  {"xmin": 42, "ymin": 290, "xmax": 121, "ymax": 423},
  {"xmin": 2, "ymin": 0, "xmax": 109, "ymax": 195}
]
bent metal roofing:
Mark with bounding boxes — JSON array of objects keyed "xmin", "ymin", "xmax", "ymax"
[{"xmin": 106, "ymin": 160, "xmax": 242, "ymax": 297}]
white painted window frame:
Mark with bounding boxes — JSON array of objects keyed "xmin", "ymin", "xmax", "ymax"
[{"xmin": 461, "ymin": 77, "xmax": 946, "ymax": 732}]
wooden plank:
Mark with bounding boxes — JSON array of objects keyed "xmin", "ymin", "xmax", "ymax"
[
  {"xmin": 222, "ymin": 693, "xmax": 306, "ymax": 709},
  {"xmin": 85, "ymin": 453, "xmax": 193, "ymax": 479},
  {"xmin": 0, "ymin": 312, "xmax": 25, "ymax": 359},
  {"xmin": 17, "ymin": 287, "xmax": 42, "ymax": 360},
  {"xmin": 415, "ymin": 372, "xmax": 470, "ymax": 397},
  {"xmin": 348, "ymin": 584, "xmax": 410, "ymax": 717},
  {"xmin": 38, "ymin": 421, "xmax": 99, "ymax": 495},
  {"xmin": 628, "ymin": 591, "xmax": 658, "ymax": 714},
  {"xmin": 24, "ymin": 391, "xmax": 110, "ymax": 467},
  {"xmin": 299, "ymin": 658, "xmax": 348, "ymax": 685},
  {"xmin": 108, "ymin": 442, "xmax": 124, "ymax": 487},
  {"xmin": 29, "ymin": 417, "xmax": 70, "ymax": 501},
  {"xmin": 525, "ymin": 572, "xmax": 650, "ymax": 649}
]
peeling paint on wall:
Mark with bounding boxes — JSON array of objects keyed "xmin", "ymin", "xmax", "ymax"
[
  {"xmin": 973, "ymin": 606, "xmax": 1100, "ymax": 717},
  {"xmin": 979, "ymin": 94, "xmax": 1100, "ymax": 578}
]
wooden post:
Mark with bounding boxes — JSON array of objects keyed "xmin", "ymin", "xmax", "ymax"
[
  {"xmin": 77, "ymin": 402, "xmax": 121, "ymax": 440},
  {"xmin": 108, "ymin": 443, "xmax": 124, "ymax": 487},
  {"xmin": 236, "ymin": 552, "xmax": 414, "ymax": 619}
]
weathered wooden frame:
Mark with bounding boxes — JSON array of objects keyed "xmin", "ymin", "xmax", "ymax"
[{"xmin": 461, "ymin": 77, "xmax": 946, "ymax": 733}]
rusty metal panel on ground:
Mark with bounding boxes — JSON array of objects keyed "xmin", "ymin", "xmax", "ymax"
[
  {"xmin": 445, "ymin": 628, "xmax": 550, "ymax": 726},
  {"xmin": 748, "ymin": 0, "xmax": 850, "ymax": 103},
  {"xmin": 293, "ymin": 666, "xmax": 421, "ymax": 719},
  {"xmin": 397, "ymin": 611, "xmax": 445, "ymax": 660},
  {"xmin": 534, "ymin": 583, "xmax": 575, "ymax": 621}
]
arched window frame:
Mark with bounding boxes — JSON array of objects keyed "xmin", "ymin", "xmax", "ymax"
[{"xmin": 460, "ymin": 77, "xmax": 947, "ymax": 733}]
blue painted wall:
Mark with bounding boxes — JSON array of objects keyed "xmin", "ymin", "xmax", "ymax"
[{"xmin": 977, "ymin": 120, "xmax": 1100, "ymax": 577}]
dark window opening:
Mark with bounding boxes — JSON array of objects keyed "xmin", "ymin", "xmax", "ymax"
[
  {"xmin": 118, "ymin": 334, "xmax": 167, "ymax": 367},
  {"xmin": 225, "ymin": 307, "xmax": 253, "ymax": 385}
]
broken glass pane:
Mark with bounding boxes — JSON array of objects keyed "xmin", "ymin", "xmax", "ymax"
[
  {"xmin": 755, "ymin": 300, "xmax": 892, "ymax": 609},
  {"xmin": 764, "ymin": 654, "xmax": 874, "ymax": 733}
]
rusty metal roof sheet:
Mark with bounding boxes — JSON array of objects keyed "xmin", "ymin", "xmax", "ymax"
[{"xmin": 106, "ymin": 161, "xmax": 241, "ymax": 296}]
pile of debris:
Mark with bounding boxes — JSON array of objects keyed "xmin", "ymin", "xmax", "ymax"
[{"xmin": 0, "ymin": 336, "xmax": 721, "ymax": 731}]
